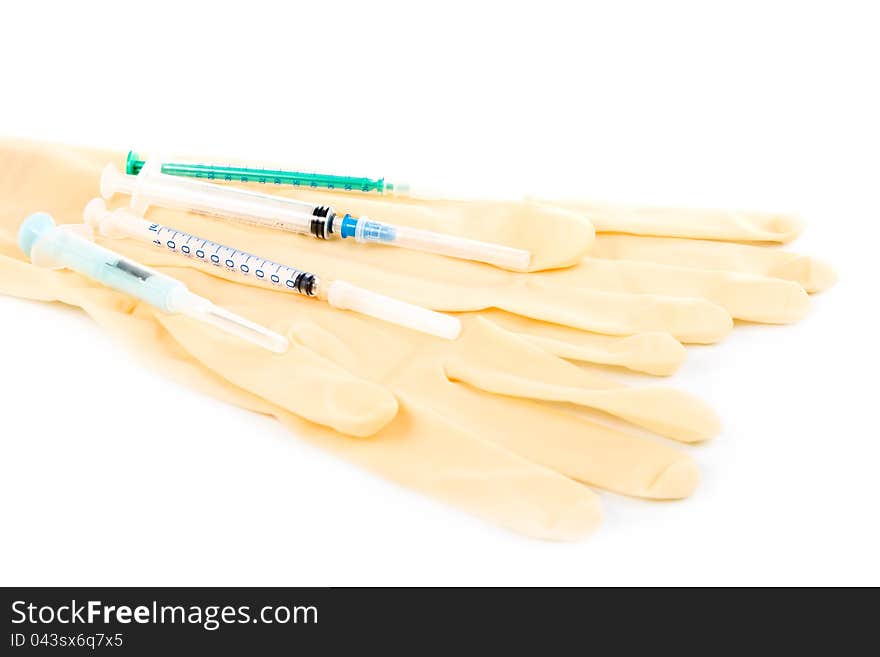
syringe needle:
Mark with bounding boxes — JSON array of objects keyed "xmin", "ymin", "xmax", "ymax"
[{"xmin": 197, "ymin": 304, "xmax": 289, "ymax": 354}]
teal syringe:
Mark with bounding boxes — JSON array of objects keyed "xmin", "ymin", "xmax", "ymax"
[
  {"xmin": 17, "ymin": 212, "xmax": 289, "ymax": 353},
  {"xmin": 125, "ymin": 151, "xmax": 410, "ymax": 197}
]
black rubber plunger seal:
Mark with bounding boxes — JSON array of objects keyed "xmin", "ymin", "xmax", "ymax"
[
  {"xmin": 292, "ymin": 272, "xmax": 317, "ymax": 296},
  {"xmin": 309, "ymin": 206, "xmax": 335, "ymax": 239}
]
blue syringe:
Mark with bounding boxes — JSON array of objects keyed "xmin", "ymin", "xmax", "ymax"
[{"xmin": 100, "ymin": 161, "xmax": 531, "ymax": 271}]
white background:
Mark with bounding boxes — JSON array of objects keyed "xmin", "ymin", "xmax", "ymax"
[{"xmin": 1, "ymin": 1, "xmax": 877, "ymax": 586}]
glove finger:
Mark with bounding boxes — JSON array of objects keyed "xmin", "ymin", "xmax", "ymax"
[
  {"xmin": 540, "ymin": 257, "xmax": 811, "ymax": 324},
  {"xmin": 590, "ymin": 234, "xmax": 837, "ymax": 294},
  {"xmin": 544, "ymin": 199, "xmax": 803, "ymax": 243},
  {"xmin": 396, "ymin": 361, "xmax": 701, "ymax": 499},
  {"xmin": 496, "ymin": 280, "xmax": 733, "ymax": 344},
  {"xmin": 441, "ymin": 317, "xmax": 719, "ymax": 443},
  {"xmin": 473, "ymin": 309, "xmax": 687, "ymax": 376}
]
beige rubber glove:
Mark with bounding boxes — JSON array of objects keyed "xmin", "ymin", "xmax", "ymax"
[{"xmin": 0, "ymin": 140, "xmax": 720, "ymax": 541}]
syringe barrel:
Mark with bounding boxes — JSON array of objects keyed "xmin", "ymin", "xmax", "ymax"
[
  {"xmin": 101, "ymin": 163, "xmax": 326, "ymax": 237},
  {"xmin": 126, "ymin": 150, "xmax": 397, "ymax": 195},
  {"xmin": 19, "ymin": 212, "xmax": 187, "ymax": 313},
  {"xmin": 84, "ymin": 200, "xmax": 321, "ymax": 298}
]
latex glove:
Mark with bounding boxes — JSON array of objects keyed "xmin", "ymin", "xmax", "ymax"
[{"xmin": 0, "ymin": 142, "xmax": 720, "ymax": 541}]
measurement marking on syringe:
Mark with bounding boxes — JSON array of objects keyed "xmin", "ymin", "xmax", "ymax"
[{"xmin": 144, "ymin": 221, "xmax": 317, "ymax": 297}]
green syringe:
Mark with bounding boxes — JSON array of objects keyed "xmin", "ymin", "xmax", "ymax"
[{"xmin": 125, "ymin": 151, "xmax": 410, "ymax": 197}]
